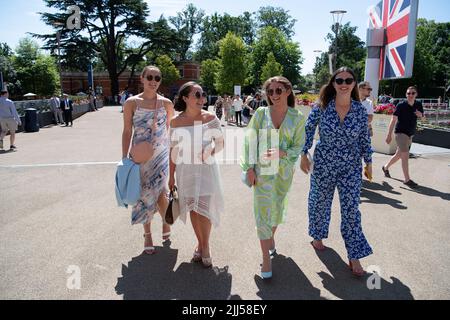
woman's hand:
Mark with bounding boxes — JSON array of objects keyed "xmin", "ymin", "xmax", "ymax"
[
  {"xmin": 364, "ymin": 163, "xmax": 373, "ymax": 181},
  {"xmin": 168, "ymin": 175, "xmax": 175, "ymax": 191},
  {"xmin": 262, "ymin": 148, "xmax": 286, "ymax": 161},
  {"xmin": 300, "ymin": 154, "xmax": 311, "ymax": 174},
  {"xmin": 247, "ymin": 168, "xmax": 257, "ymax": 186},
  {"xmin": 386, "ymin": 133, "xmax": 392, "ymax": 144},
  {"xmin": 199, "ymin": 144, "xmax": 214, "ymax": 163}
]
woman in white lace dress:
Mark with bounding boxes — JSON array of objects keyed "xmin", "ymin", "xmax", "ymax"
[{"xmin": 169, "ymin": 82, "xmax": 224, "ymax": 268}]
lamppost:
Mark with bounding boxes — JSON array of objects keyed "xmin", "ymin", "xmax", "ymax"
[
  {"xmin": 54, "ymin": 22, "xmax": 65, "ymax": 95},
  {"xmin": 313, "ymin": 50, "xmax": 322, "ymax": 92},
  {"xmin": 330, "ymin": 10, "xmax": 347, "ymax": 74}
]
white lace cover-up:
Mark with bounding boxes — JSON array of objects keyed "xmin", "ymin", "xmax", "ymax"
[{"xmin": 170, "ymin": 117, "xmax": 224, "ymax": 227}]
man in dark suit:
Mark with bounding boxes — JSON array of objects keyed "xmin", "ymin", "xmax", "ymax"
[{"xmin": 60, "ymin": 94, "xmax": 73, "ymax": 126}]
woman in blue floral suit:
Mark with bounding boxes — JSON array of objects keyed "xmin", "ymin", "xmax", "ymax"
[{"xmin": 300, "ymin": 67, "xmax": 373, "ymax": 277}]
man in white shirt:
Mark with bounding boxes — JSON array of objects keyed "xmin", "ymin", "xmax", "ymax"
[
  {"xmin": 358, "ymin": 81, "xmax": 374, "ymax": 136},
  {"xmin": 232, "ymin": 95, "xmax": 243, "ymax": 126},
  {"xmin": 0, "ymin": 90, "xmax": 22, "ymax": 150}
]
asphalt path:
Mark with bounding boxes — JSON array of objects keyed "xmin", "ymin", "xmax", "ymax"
[{"xmin": 0, "ymin": 106, "xmax": 449, "ymax": 300}]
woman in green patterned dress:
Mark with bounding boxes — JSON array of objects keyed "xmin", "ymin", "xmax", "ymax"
[{"xmin": 241, "ymin": 76, "xmax": 306, "ymax": 279}]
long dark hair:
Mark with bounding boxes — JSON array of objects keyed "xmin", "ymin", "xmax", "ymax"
[
  {"xmin": 319, "ymin": 67, "xmax": 360, "ymax": 108},
  {"xmin": 263, "ymin": 76, "xmax": 296, "ymax": 108},
  {"xmin": 174, "ymin": 81, "xmax": 198, "ymax": 112}
]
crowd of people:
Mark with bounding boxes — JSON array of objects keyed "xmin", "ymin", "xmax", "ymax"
[{"xmin": 117, "ymin": 64, "xmax": 427, "ymax": 281}]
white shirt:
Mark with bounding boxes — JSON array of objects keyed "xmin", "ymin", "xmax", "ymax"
[
  {"xmin": 232, "ymin": 98, "xmax": 243, "ymax": 112},
  {"xmin": 362, "ymin": 99, "xmax": 374, "ymax": 115}
]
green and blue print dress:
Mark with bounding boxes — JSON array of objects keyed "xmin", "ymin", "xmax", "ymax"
[{"xmin": 241, "ymin": 106, "xmax": 306, "ymax": 240}]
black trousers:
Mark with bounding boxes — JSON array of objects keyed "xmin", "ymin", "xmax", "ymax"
[
  {"xmin": 235, "ymin": 111, "xmax": 242, "ymax": 125},
  {"xmin": 64, "ymin": 110, "xmax": 73, "ymax": 125}
]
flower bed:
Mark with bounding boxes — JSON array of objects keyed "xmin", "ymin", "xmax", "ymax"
[{"xmin": 374, "ymin": 103, "xmax": 396, "ymax": 115}]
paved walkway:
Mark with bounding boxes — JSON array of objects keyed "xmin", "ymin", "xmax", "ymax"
[{"xmin": 0, "ymin": 106, "xmax": 449, "ymax": 300}]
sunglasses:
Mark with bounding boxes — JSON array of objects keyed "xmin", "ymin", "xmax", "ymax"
[
  {"xmin": 335, "ymin": 77, "xmax": 354, "ymax": 85},
  {"xmin": 193, "ymin": 91, "xmax": 207, "ymax": 99},
  {"xmin": 406, "ymin": 92, "xmax": 417, "ymax": 96},
  {"xmin": 366, "ymin": 87, "xmax": 373, "ymax": 91},
  {"xmin": 146, "ymin": 74, "xmax": 161, "ymax": 82},
  {"xmin": 267, "ymin": 87, "xmax": 287, "ymax": 97}
]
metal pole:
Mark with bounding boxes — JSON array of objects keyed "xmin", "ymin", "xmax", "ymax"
[{"xmin": 57, "ymin": 31, "xmax": 63, "ymax": 95}]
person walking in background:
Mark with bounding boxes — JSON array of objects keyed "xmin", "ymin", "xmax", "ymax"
[
  {"xmin": 50, "ymin": 94, "xmax": 64, "ymax": 125},
  {"xmin": 358, "ymin": 81, "xmax": 374, "ymax": 137},
  {"xmin": 122, "ymin": 65, "xmax": 175, "ymax": 255},
  {"xmin": 214, "ymin": 95, "xmax": 224, "ymax": 124},
  {"xmin": 169, "ymin": 82, "xmax": 224, "ymax": 268},
  {"xmin": 120, "ymin": 87, "xmax": 130, "ymax": 113},
  {"xmin": 89, "ymin": 88, "xmax": 98, "ymax": 111},
  {"xmin": 0, "ymin": 90, "xmax": 22, "ymax": 151},
  {"xmin": 223, "ymin": 94, "xmax": 232, "ymax": 125},
  {"xmin": 232, "ymin": 95, "xmax": 243, "ymax": 126},
  {"xmin": 241, "ymin": 76, "xmax": 306, "ymax": 279},
  {"xmin": 300, "ymin": 67, "xmax": 373, "ymax": 277},
  {"xmin": 60, "ymin": 94, "xmax": 73, "ymax": 127},
  {"xmin": 382, "ymin": 86, "xmax": 424, "ymax": 188}
]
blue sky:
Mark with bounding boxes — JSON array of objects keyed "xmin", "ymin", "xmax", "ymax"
[{"xmin": 0, "ymin": 0, "xmax": 449, "ymax": 74}]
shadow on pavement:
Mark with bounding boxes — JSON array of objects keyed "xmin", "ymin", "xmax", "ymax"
[
  {"xmin": 400, "ymin": 185, "xmax": 450, "ymax": 201},
  {"xmin": 313, "ymin": 247, "xmax": 414, "ymax": 300},
  {"xmin": 115, "ymin": 241, "xmax": 234, "ymax": 300},
  {"xmin": 254, "ymin": 254, "xmax": 324, "ymax": 300},
  {"xmin": 361, "ymin": 181, "xmax": 407, "ymax": 210},
  {"xmin": 388, "ymin": 178, "xmax": 450, "ymax": 201}
]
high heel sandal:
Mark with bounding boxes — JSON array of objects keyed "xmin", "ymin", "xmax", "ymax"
[
  {"xmin": 260, "ymin": 261, "xmax": 272, "ymax": 279},
  {"xmin": 143, "ymin": 233, "xmax": 156, "ymax": 255},
  {"xmin": 192, "ymin": 248, "xmax": 202, "ymax": 263},
  {"xmin": 201, "ymin": 257, "xmax": 213, "ymax": 268},
  {"xmin": 162, "ymin": 232, "xmax": 171, "ymax": 241},
  {"xmin": 310, "ymin": 240, "xmax": 326, "ymax": 251},
  {"xmin": 349, "ymin": 260, "xmax": 365, "ymax": 277}
]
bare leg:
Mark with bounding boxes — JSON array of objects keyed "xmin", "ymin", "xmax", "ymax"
[
  {"xmin": 10, "ymin": 131, "xmax": 15, "ymax": 147},
  {"xmin": 190, "ymin": 211, "xmax": 203, "ymax": 258},
  {"xmin": 400, "ymin": 151, "xmax": 410, "ymax": 182},
  {"xmin": 260, "ymin": 239, "xmax": 272, "ymax": 272},
  {"xmin": 143, "ymin": 221, "xmax": 155, "ymax": 254},
  {"xmin": 157, "ymin": 191, "xmax": 170, "ymax": 240},
  {"xmin": 384, "ymin": 148, "xmax": 401, "ymax": 170},
  {"xmin": 197, "ymin": 213, "xmax": 212, "ymax": 259}
]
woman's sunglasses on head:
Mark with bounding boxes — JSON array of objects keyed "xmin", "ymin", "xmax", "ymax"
[
  {"xmin": 267, "ymin": 87, "xmax": 287, "ymax": 96},
  {"xmin": 146, "ymin": 74, "xmax": 161, "ymax": 82},
  {"xmin": 335, "ymin": 77, "xmax": 354, "ymax": 85}
]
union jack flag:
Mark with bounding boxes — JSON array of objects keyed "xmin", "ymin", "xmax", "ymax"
[{"xmin": 369, "ymin": 0, "xmax": 418, "ymax": 80}]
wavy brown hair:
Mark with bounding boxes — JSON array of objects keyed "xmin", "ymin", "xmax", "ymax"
[
  {"xmin": 319, "ymin": 67, "xmax": 360, "ymax": 109},
  {"xmin": 263, "ymin": 76, "xmax": 295, "ymax": 108},
  {"xmin": 174, "ymin": 81, "xmax": 198, "ymax": 112}
]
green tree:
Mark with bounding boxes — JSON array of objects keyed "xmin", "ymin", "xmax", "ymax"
[
  {"xmin": 0, "ymin": 43, "xmax": 21, "ymax": 96},
  {"xmin": 195, "ymin": 12, "xmax": 255, "ymax": 62},
  {"xmin": 313, "ymin": 22, "xmax": 366, "ymax": 88},
  {"xmin": 215, "ymin": 32, "xmax": 247, "ymax": 94},
  {"xmin": 154, "ymin": 55, "xmax": 180, "ymax": 87},
  {"xmin": 169, "ymin": 3, "xmax": 205, "ymax": 61},
  {"xmin": 199, "ymin": 59, "xmax": 219, "ymax": 94},
  {"xmin": 34, "ymin": 0, "xmax": 154, "ymax": 97},
  {"xmin": 250, "ymin": 27, "xmax": 303, "ymax": 87},
  {"xmin": 260, "ymin": 52, "xmax": 283, "ymax": 83},
  {"xmin": 255, "ymin": 6, "xmax": 297, "ymax": 39},
  {"xmin": 13, "ymin": 38, "xmax": 59, "ymax": 96}
]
